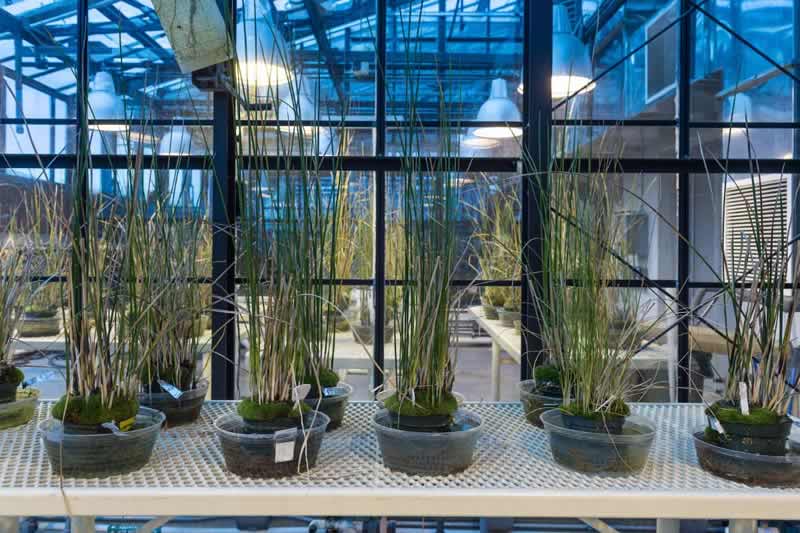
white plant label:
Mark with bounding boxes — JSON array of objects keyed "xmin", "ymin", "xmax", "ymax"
[
  {"xmin": 738, "ymin": 382, "xmax": 750, "ymax": 416},
  {"xmin": 158, "ymin": 380, "xmax": 184, "ymax": 400},
  {"xmin": 293, "ymin": 384, "xmax": 311, "ymax": 402},
  {"xmin": 101, "ymin": 422, "xmax": 123, "ymax": 434},
  {"xmin": 709, "ymin": 415, "xmax": 726, "ymax": 434},
  {"xmin": 323, "ymin": 387, "xmax": 338, "ymax": 397},
  {"xmin": 274, "ymin": 428, "xmax": 297, "ymax": 463}
]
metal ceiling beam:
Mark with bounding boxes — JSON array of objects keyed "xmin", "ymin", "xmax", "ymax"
[
  {"xmin": 0, "ymin": 65, "xmax": 70, "ymax": 101},
  {"xmin": 299, "ymin": 0, "xmax": 347, "ymax": 103},
  {"xmin": 96, "ymin": 5, "xmax": 174, "ymax": 64}
]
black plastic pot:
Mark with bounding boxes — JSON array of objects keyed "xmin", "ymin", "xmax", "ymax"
[
  {"xmin": 717, "ymin": 417, "xmax": 793, "ymax": 456},
  {"xmin": 481, "ymin": 303, "xmax": 499, "ymax": 320},
  {"xmin": 0, "ymin": 383, "xmax": 17, "ymax": 404},
  {"xmin": 541, "ymin": 409, "xmax": 655, "ymax": 474},
  {"xmin": 215, "ymin": 411, "xmax": 329, "ymax": 478},
  {"xmin": 39, "ymin": 407, "xmax": 165, "ymax": 478},
  {"xmin": 139, "ymin": 379, "xmax": 209, "ymax": 427},
  {"xmin": 518, "ymin": 380, "xmax": 561, "ymax": 428},
  {"xmin": 305, "ymin": 383, "xmax": 353, "ymax": 431},
  {"xmin": 18, "ymin": 310, "xmax": 61, "ymax": 338},
  {"xmin": 498, "ymin": 309, "xmax": 520, "ymax": 327},
  {"xmin": 373, "ymin": 408, "xmax": 482, "ymax": 475},
  {"xmin": 694, "ymin": 430, "xmax": 800, "ymax": 487},
  {"xmin": 561, "ymin": 412, "xmax": 626, "ymax": 435}
]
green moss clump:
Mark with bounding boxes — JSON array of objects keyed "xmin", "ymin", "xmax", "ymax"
[
  {"xmin": 304, "ymin": 367, "xmax": 340, "ymax": 395},
  {"xmin": 707, "ymin": 402, "xmax": 781, "ymax": 425},
  {"xmin": 383, "ymin": 389, "xmax": 459, "ymax": 417},
  {"xmin": 237, "ymin": 398, "xmax": 309, "ymax": 421},
  {"xmin": 534, "ymin": 365, "xmax": 560, "ymax": 385},
  {"xmin": 51, "ymin": 394, "xmax": 139, "ymax": 426},
  {"xmin": 0, "ymin": 365, "xmax": 24, "ymax": 386},
  {"xmin": 561, "ymin": 399, "xmax": 630, "ymax": 420}
]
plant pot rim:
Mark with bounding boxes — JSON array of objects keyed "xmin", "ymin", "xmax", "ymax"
[
  {"xmin": 306, "ymin": 382, "xmax": 354, "ymax": 401},
  {"xmin": 38, "ymin": 406, "xmax": 165, "ymax": 439},
  {"xmin": 140, "ymin": 378, "xmax": 209, "ymax": 401},
  {"xmin": 372, "ymin": 407, "xmax": 482, "ymax": 438},
  {"xmin": 518, "ymin": 379, "xmax": 562, "ymax": 400},
  {"xmin": 540, "ymin": 408, "xmax": 655, "ymax": 442},
  {"xmin": 375, "ymin": 389, "xmax": 465, "ymax": 409},
  {"xmin": 693, "ymin": 428, "xmax": 800, "ymax": 464},
  {"xmin": 214, "ymin": 410, "xmax": 330, "ymax": 440}
]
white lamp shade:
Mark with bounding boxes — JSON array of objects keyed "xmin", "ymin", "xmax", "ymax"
[
  {"xmin": 517, "ymin": 4, "xmax": 595, "ymax": 99},
  {"xmin": 159, "ymin": 126, "xmax": 196, "ymax": 155},
  {"xmin": 473, "ymin": 78, "xmax": 522, "ymax": 139},
  {"xmin": 236, "ymin": 0, "xmax": 291, "ymax": 91},
  {"xmin": 88, "ymin": 72, "xmax": 127, "ymax": 131},
  {"xmin": 462, "ymin": 128, "xmax": 500, "ymax": 149}
]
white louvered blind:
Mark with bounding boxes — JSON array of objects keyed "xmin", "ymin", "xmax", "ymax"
[{"xmin": 723, "ymin": 176, "xmax": 788, "ymax": 281}]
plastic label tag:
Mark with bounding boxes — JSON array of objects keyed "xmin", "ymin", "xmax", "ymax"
[
  {"xmin": 274, "ymin": 428, "xmax": 297, "ymax": 463},
  {"xmin": 323, "ymin": 387, "xmax": 338, "ymax": 397},
  {"xmin": 118, "ymin": 417, "xmax": 136, "ymax": 432},
  {"xmin": 709, "ymin": 415, "xmax": 726, "ymax": 434},
  {"xmin": 739, "ymin": 382, "xmax": 750, "ymax": 416},
  {"xmin": 158, "ymin": 379, "xmax": 184, "ymax": 400},
  {"xmin": 102, "ymin": 418, "xmax": 135, "ymax": 434},
  {"xmin": 293, "ymin": 384, "xmax": 311, "ymax": 402}
]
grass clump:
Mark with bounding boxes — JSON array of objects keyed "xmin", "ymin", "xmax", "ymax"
[
  {"xmin": 238, "ymin": 398, "xmax": 309, "ymax": 422},
  {"xmin": 707, "ymin": 402, "xmax": 782, "ymax": 426},
  {"xmin": 561, "ymin": 399, "xmax": 630, "ymax": 420},
  {"xmin": 383, "ymin": 390, "xmax": 459, "ymax": 417},
  {"xmin": 51, "ymin": 395, "xmax": 139, "ymax": 426}
]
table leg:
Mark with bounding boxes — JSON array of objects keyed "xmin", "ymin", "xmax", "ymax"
[
  {"xmin": 728, "ymin": 520, "xmax": 758, "ymax": 533},
  {"xmin": 657, "ymin": 519, "xmax": 680, "ymax": 533},
  {"xmin": 491, "ymin": 341, "xmax": 501, "ymax": 401},
  {"xmin": 70, "ymin": 516, "xmax": 96, "ymax": 533},
  {"xmin": 0, "ymin": 517, "xmax": 18, "ymax": 532}
]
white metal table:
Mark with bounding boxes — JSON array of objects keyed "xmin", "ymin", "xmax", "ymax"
[
  {"xmin": 468, "ymin": 307, "xmax": 676, "ymax": 401},
  {"xmin": 0, "ymin": 401, "xmax": 797, "ymax": 532}
]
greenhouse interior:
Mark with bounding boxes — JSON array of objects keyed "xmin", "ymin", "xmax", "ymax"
[{"xmin": 0, "ymin": 0, "xmax": 799, "ymax": 530}]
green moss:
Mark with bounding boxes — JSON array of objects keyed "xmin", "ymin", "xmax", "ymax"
[
  {"xmin": 0, "ymin": 364, "xmax": 24, "ymax": 386},
  {"xmin": 383, "ymin": 389, "xmax": 459, "ymax": 417},
  {"xmin": 534, "ymin": 365, "xmax": 560, "ymax": 385},
  {"xmin": 303, "ymin": 367, "xmax": 340, "ymax": 396},
  {"xmin": 237, "ymin": 398, "xmax": 309, "ymax": 421},
  {"xmin": 51, "ymin": 394, "xmax": 139, "ymax": 426},
  {"xmin": 707, "ymin": 402, "xmax": 781, "ymax": 425},
  {"xmin": 561, "ymin": 399, "xmax": 630, "ymax": 419},
  {"xmin": 704, "ymin": 426, "xmax": 725, "ymax": 445}
]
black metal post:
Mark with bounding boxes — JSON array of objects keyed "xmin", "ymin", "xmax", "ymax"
[
  {"xmin": 677, "ymin": 0, "xmax": 692, "ymax": 403},
  {"xmin": 793, "ymin": 0, "xmax": 800, "ymax": 241},
  {"xmin": 520, "ymin": 0, "xmax": 552, "ymax": 381},
  {"xmin": 372, "ymin": 0, "xmax": 387, "ymax": 393},
  {"xmin": 211, "ymin": 0, "xmax": 238, "ymax": 400}
]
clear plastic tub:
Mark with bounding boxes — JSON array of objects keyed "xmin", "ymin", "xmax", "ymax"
[
  {"xmin": 39, "ymin": 407, "xmax": 165, "ymax": 478},
  {"xmin": 518, "ymin": 380, "xmax": 561, "ymax": 428},
  {"xmin": 139, "ymin": 379, "xmax": 209, "ymax": 427},
  {"xmin": 481, "ymin": 303, "xmax": 498, "ymax": 320},
  {"xmin": 215, "ymin": 411, "xmax": 330, "ymax": 478},
  {"xmin": 18, "ymin": 313, "xmax": 61, "ymax": 337},
  {"xmin": 693, "ymin": 429, "xmax": 800, "ymax": 487},
  {"xmin": 540, "ymin": 409, "xmax": 656, "ymax": 474},
  {"xmin": 0, "ymin": 389, "xmax": 39, "ymax": 430},
  {"xmin": 305, "ymin": 382, "xmax": 353, "ymax": 431},
  {"xmin": 373, "ymin": 408, "xmax": 482, "ymax": 475},
  {"xmin": 498, "ymin": 309, "xmax": 520, "ymax": 327}
]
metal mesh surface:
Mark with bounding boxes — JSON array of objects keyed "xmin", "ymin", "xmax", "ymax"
[{"xmin": 1, "ymin": 401, "xmax": 798, "ymax": 494}]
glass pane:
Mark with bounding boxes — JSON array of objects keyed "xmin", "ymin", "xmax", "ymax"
[
  {"xmin": 692, "ymin": 0, "xmax": 794, "ymax": 122},
  {"xmin": 386, "ymin": 0, "xmax": 523, "ymax": 124},
  {"xmin": 553, "ymin": 125, "xmax": 677, "ymax": 158},
  {"xmin": 87, "ymin": 1, "xmax": 213, "ymax": 124}
]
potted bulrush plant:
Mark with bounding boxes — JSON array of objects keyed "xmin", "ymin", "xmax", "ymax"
[
  {"xmin": 19, "ymin": 187, "xmax": 67, "ymax": 338},
  {"xmin": 138, "ymin": 205, "xmax": 211, "ymax": 426},
  {"xmin": 39, "ymin": 151, "xmax": 165, "ymax": 478},
  {"xmin": 691, "ymin": 170, "xmax": 800, "ymax": 487},
  {"xmin": 533, "ymin": 170, "xmax": 658, "ymax": 475},
  {"xmin": 215, "ymin": 91, "xmax": 330, "ymax": 473},
  {"xmin": 0, "ymin": 216, "xmax": 39, "ymax": 429},
  {"xmin": 373, "ymin": 103, "xmax": 482, "ymax": 476}
]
